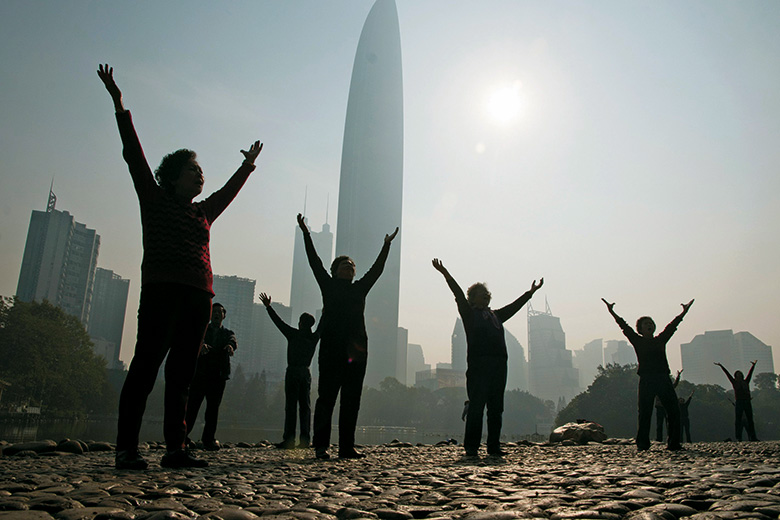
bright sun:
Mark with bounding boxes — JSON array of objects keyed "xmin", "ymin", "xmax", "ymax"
[{"xmin": 486, "ymin": 81, "xmax": 525, "ymax": 124}]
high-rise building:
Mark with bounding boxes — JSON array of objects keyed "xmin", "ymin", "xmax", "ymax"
[
  {"xmin": 212, "ymin": 274, "xmax": 257, "ymax": 376},
  {"xmin": 88, "ymin": 267, "xmax": 130, "ymax": 369},
  {"xmin": 396, "ymin": 326, "xmax": 408, "ymax": 385},
  {"xmin": 335, "ymin": 0, "xmax": 404, "ymax": 388},
  {"xmin": 527, "ymin": 301, "xmax": 580, "ymax": 403},
  {"xmin": 681, "ymin": 330, "xmax": 774, "ymax": 388},
  {"xmin": 290, "ymin": 217, "xmax": 333, "ymax": 323},
  {"xmin": 406, "ymin": 343, "xmax": 426, "ymax": 386},
  {"xmin": 574, "ymin": 339, "xmax": 605, "ymax": 388},
  {"xmin": 16, "ymin": 188, "xmax": 100, "ymax": 326},
  {"xmin": 505, "ymin": 329, "xmax": 528, "ymax": 392},
  {"xmin": 451, "ymin": 318, "xmax": 467, "ymax": 373},
  {"xmin": 604, "ymin": 339, "xmax": 634, "ymax": 366}
]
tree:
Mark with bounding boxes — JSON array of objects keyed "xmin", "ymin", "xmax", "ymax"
[
  {"xmin": 0, "ymin": 296, "xmax": 110, "ymax": 414},
  {"xmin": 754, "ymin": 372, "xmax": 779, "ymax": 392}
]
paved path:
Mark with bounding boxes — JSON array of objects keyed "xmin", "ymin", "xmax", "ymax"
[{"xmin": 2, "ymin": 441, "xmax": 780, "ymax": 520}]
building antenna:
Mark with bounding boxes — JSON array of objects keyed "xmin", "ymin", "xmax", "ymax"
[
  {"xmin": 303, "ymin": 186, "xmax": 308, "ymax": 217},
  {"xmin": 325, "ymin": 193, "xmax": 330, "ymax": 225},
  {"xmin": 47, "ymin": 178, "xmax": 57, "ymax": 213}
]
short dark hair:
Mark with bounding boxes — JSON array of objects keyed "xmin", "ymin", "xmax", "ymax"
[
  {"xmin": 155, "ymin": 149, "xmax": 196, "ymax": 192},
  {"xmin": 330, "ymin": 255, "xmax": 353, "ymax": 277},
  {"xmin": 213, "ymin": 302, "xmax": 226, "ymax": 317},
  {"xmin": 636, "ymin": 316, "xmax": 654, "ymax": 330},
  {"xmin": 299, "ymin": 313, "xmax": 315, "ymax": 329}
]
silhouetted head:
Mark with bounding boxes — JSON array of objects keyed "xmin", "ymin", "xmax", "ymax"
[
  {"xmin": 155, "ymin": 149, "xmax": 203, "ymax": 200},
  {"xmin": 678, "ymin": 397, "xmax": 685, "ymax": 404},
  {"xmin": 331, "ymin": 255, "xmax": 356, "ymax": 280},
  {"xmin": 734, "ymin": 370, "xmax": 744, "ymax": 381},
  {"xmin": 211, "ymin": 303, "xmax": 226, "ymax": 325},
  {"xmin": 636, "ymin": 316, "xmax": 656, "ymax": 337},
  {"xmin": 467, "ymin": 283, "xmax": 491, "ymax": 310},
  {"xmin": 298, "ymin": 312, "xmax": 315, "ymax": 330}
]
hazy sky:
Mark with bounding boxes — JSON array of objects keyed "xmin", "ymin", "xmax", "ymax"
[{"xmin": 1, "ymin": 1, "xmax": 778, "ymax": 376}]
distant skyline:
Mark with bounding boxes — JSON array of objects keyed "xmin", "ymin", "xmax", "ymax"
[{"xmin": 1, "ymin": 1, "xmax": 779, "ymax": 378}]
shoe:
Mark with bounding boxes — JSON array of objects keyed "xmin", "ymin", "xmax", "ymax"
[
  {"xmin": 338, "ymin": 448, "xmax": 366, "ymax": 459},
  {"xmin": 185, "ymin": 437, "xmax": 197, "ymax": 450},
  {"xmin": 297, "ymin": 439, "xmax": 310, "ymax": 449},
  {"xmin": 115, "ymin": 449, "xmax": 148, "ymax": 470},
  {"xmin": 315, "ymin": 447, "xmax": 330, "ymax": 460},
  {"xmin": 464, "ymin": 450, "xmax": 479, "ymax": 457},
  {"xmin": 160, "ymin": 449, "xmax": 208, "ymax": 468},
  {"xmin": 488, "ymin": 449, "xmax": 506, "ymax": 457},
  {"xmin": 275, "ymin": 440, "xmax": 295, "ymax": 450},
  {"xmin": 203, "ymin": 439, "xmax": 221, "ymax": 451}
]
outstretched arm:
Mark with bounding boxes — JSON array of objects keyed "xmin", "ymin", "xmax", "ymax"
[
  {"xmin": 201, "ymin": 140, "xmax": 262, "ymax": 223},
  {"xmin": 358, "ymin": 226, "xmax": 399, "ymax": 291},
  {"xmin": 97, "ymin": 64, "xmax": 126, "ymax": 113},
  {"xmin": 432, "ymin": 258, "xmax": 468, "ymax": 313},
  {"xmin": 495, "ymin": 278, "xmax": 544, "ymax": 323},
  {"xmin": 601, "ymin": 298, "xmax": 638, "ymax": 342},
  {"xmin": 714, "ymin": 362, "xmax": 735, "ymax": 384},
  {"xmin": 297, "ymin": 213, "xmax": 329, "ymax": 286},
  {"xmin": 673, "ymin": 369, "xmax": 682, "ymax": 387},
  {"xmin": 745, "ymin": 360, "xmax": 758, "ymax": 384},
  {"xmin": 657, "ymin": 299, "xmax": 695, "ymax": 343},
  {"xmin": 258, "ymin": 292, "xmax": 294, "ymax": 338}
]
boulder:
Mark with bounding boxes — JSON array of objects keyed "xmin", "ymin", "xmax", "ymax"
[{"xmin": 549, "ymin": 421, "xmax": 607, "ymax": 444}]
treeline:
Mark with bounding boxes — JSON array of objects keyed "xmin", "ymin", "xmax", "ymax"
[{"xmin": 557, "ymin": 363, "xmax": 780, "ymax": 441}]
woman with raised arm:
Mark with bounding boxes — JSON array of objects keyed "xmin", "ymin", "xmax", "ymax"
[
  {"xmin": 297, "ymin": 213, "xmax": 398, "ymax": 459},
  {"xmin": 714, "ymin": 360, "xmax": 759, "ymax": 441},
  {"xmin": 433, "ymin": 258, "xmax": 543, "ymax": 457},
  {"xmin": 97, "ymin": 64, "xmax": 263, "ymax": 469},
  {"xmin": 602, "ymin": 298, "xmax": 693, "ymax": 452}
]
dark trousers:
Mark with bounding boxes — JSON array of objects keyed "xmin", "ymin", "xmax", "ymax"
[
  {"xmin": 313, "ymin": 359, "xmax": 367, "ymax": 452},
  {"xmin": 637, "ymin": 373, "xmax": 680, "ymax": 450},
  {"xmin": 680, "ymin": 416, "xmax": 691, "ymax": 443},
  {"xmin": 185, "ymin": 376, "xmax": 227, "ymax": 443},
  {"xmin": 655, "ymin": 405, "xmax": 667, "ymax": 442},
  {"xmin": 116, "ymin": 283, "xmax": 212, "ymax": 452},
  {"xmin": 464, "ymin": 357, "xmax": 507, "ymax": 453},
  {"xmin": 735, "ymin": 399, "xmax": 758, "ymax": 441},
  {"xmin": 284, "ymin": 366, "xmax": 312, "ymax": 443}
]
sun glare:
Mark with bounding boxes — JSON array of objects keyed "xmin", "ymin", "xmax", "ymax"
[{"xmin": 486, "ymin": 81, "xmax": 524, "ymax": 124}]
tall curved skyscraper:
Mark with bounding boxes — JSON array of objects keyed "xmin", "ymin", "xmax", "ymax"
[{"xmin": 336, "ymin": 0, "xmax": 403, "ymax": 388}]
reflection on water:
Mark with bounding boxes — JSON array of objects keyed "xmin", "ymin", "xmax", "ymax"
[{"xmin": 0, "ymin": 415, "xmax": 458, "ymax": 446}]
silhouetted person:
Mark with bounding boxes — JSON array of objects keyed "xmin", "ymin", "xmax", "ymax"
[
  {"xmin": 184, "ymin": 303, "xmax": 236, "ymax": 451},
  {"xmin": 715, "ymin": 360, "xmax": 759, "ymax": 441},
  {"xmin": 462, "ymin": 400, "xmax": 469, "ymax": 422},
  {"xmin": 655, "ymin": 370, "xmax": 682, "ymax": 442},
  {"xmin": 602, "ymin": 298, "xmax": 693, "ymax": 451},
  {"xmin": 259, "ymin": 292, "xmax": 319, "ymax": 450},
  {"xmin": 98, "ymin": 64, "xmax": 262, "ymax": 470},
  {"xmin": 678, "ymin": 390, "xmax": 694, "ymax": 443},
  {"xmin": 433, "ymin": 259, "xmax": 543, "ymax": 457},
  {"xmin": 297, "ymin": 213, "xmax": 398, "ymax": 459}
]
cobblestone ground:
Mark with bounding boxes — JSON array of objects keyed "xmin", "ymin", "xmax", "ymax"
[{"xmin": 2, "ymin": 440, "xmax": 780, "ymax": 520}]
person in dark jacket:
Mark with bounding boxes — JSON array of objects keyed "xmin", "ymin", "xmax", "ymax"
[
  {"xmin": 602, "ymin": 298, "xmax": 693, "ymax": 452},
  {"xmin": 297, "ymin": 213, "xmax": 398, "ymax": 460},
  {"xmin": 98, "ymin": 64, "xmax": 262, "ymax": 470},
  {"xmin": 184, "ymin": 303, "xmax": 237, "ymax": 451},
  {"xmin": 259, "ymin": 292, "xmax": 319, "ymax": 450},
  {"xmin": 678, "ymin": 390, "xmax": 695, "ymax": 443},
  {"xmin": 433, "ymin": 258, "xmax": 543, "ymax": 457},
  {"xmin": 715, "ymin": 360, "xmax": 759, "ymax": 441}
]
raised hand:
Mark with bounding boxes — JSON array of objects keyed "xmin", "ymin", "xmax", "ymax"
[
  {"xmin": 601, "ymin": 298, "xmax": 615, "ymax": 311},
  {"xmin": 97, "ymin": 63, "xmax": 124, "ymax": 112},
  {"xmin": 531, "ymin": 278, "xmax": 544, "ymax": 292},
  {"xmin": 681, "ymin": 299, "xmax": 694, "ymax": 312},
  {"xmin": 384, "ymin": 227, "xmax": 399, "ymax": 245},
  {"xmin": 241, "ymin": 141, "xmax": 263, "ymax": 164},
  {"xmin": 297, "ymin": 213, "xmax": 309, "ymax": 233},
  {"xmin": 432, "ymin": 258, "xmax": 447, "ymax": 274},
  {"xmin": 258, "ymin": 292, "xmax": 271, "ymax": 307}
]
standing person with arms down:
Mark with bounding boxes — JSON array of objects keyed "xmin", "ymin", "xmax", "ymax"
[
  {"xmin": 184, "ymin": 303, "xmax": 237, "ymax": 452},
  {"xmin": 678, "ymin": 389, "xmax": 695, "ymax": 443},
  {"xmin": 259, "ymin": 292, "xmax": 319, "ymax": 450},
  {"xmin": 297, "ymin": 213, "xmax": 398, "ymax": 459},
  {"xmin": 715, "ymin": 360, "xmax": 759, "ymax": 441},
  {"xmin": 432, "ymin": 259, "xmax": 543, "ymax": 457},
  {"xmin": 97, "ymin": 64, "xmax": 263, "ymax": 469},
  {"xmin": 602, "ymin": 298, "xmax": 694, "ymax": 452}
]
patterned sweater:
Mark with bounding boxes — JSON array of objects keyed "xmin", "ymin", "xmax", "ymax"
[{"xmin": 116, "ymin": 111, "xmax": 255, "ymax": 295}]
